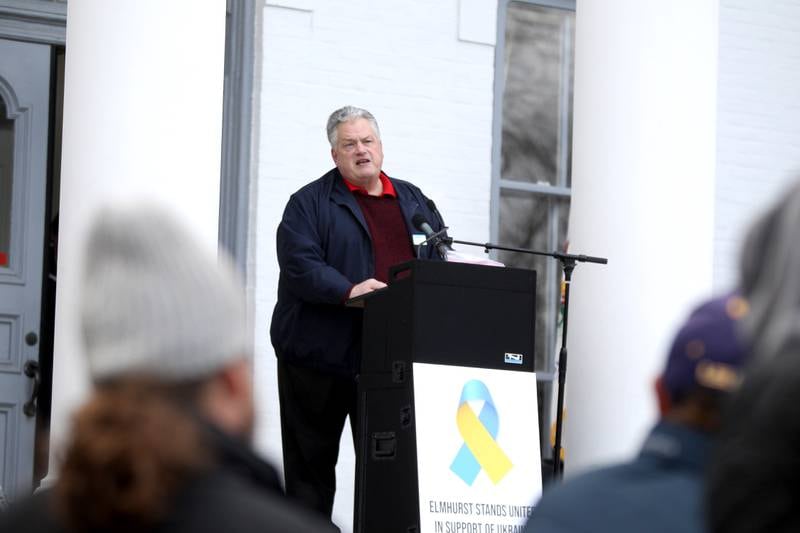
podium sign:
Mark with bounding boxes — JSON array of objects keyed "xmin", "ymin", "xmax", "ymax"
[
  {"xmin": 414, "ymin": 363, "xmax": 542, "ymax": 533},
  {"xmin": 353, "ymin": 260, "xmax": 539, "ymax": 533}
]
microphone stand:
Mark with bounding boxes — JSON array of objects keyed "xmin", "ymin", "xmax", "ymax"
[
  {"xmin": 416, "ymin": 227, "xmax": 451, "ymax": 260},
  {"xmin": 445, "ymin": 235, "xmax": 607, "ymax": 481}
]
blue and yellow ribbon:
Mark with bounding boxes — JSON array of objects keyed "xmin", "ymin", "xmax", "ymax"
[{"xmin": 450, "ymin": 380, "xmax": 513, "ymax": 485}]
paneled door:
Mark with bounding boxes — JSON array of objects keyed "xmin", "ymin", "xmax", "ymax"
[{"xmin": 0, "ymin": 38, "xmax": 51, "ymax": 501}]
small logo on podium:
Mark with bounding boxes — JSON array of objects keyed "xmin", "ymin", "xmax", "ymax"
[{"xmin": 504, "ymin": 353, "xmax": 523, "ymax": 365}]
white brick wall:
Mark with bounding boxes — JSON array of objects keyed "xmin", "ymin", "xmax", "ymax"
[
  {"xmin": 714, "ymin": 0, "xmax": 800, "ymax": 289},
  {"xmin": 251, "ymin": 1, "xmax": 497, "ymax": 530}
]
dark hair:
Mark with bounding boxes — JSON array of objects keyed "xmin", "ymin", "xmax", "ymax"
[
  {"xmin": 55, "ymin": 378, "xmax": 211, "ymax": 532},
  {"xmin": 706, "ymin": 353, "xmax": 800, "ymax": 533}
]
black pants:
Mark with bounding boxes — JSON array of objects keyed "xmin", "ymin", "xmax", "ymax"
[{"xmin": 277, "ymin": 360, "xmax": 358, "ymax": 522}]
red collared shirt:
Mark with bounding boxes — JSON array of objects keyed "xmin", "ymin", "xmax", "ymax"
[{"xmin": 342, "ymin": 172, "xmax": 397, "ymax": 197}]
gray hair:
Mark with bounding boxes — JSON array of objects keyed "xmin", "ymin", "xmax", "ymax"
[
  {"xmin": 739, "ymin": 179, "xmax": 800, "ymax": 363},
  {"xmin": 326, "ymin": 106, "xmax": 381, "ymax": 147}
]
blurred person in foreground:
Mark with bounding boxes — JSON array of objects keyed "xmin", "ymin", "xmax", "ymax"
[
  {"xmin": 0, "ymin": 205, "xmax": 333, "ymax": 533},
  {"xmin": 523, "ymin": 293, "xmax": 749, "ymax": 533},
  {"xmin": 736, "ymin": 180, "xmax": 800, "ymax": 365},
  {"xmin": 706, "ymin": 351, "xmax": 800, "ymax": 533},
  {"xmin": 707, "ymin": 180, "xmax": 800, "ymax": 533}
]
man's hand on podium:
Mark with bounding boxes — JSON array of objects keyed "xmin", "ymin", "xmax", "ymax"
[{"xmin": 349, "ymin": 278, "xmax": 387, "ymax": 299}]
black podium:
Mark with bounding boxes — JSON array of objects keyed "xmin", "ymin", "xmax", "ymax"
[{"xmin": 350, "ymin": 260, "xmax": 537, "ymax": 533}]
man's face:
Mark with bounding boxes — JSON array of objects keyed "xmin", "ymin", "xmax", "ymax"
[{"xmin": 331, "ymin": 118, "xmax": 384, "ymax": 188}]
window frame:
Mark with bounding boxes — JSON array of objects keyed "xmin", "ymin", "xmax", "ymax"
[{"xmin": 490, "ymin": 0, "xmax": 576, "ymax": 458}]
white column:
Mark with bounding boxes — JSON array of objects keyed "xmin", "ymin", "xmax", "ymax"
[
  {"xmin": 48, "ymin": 0, "xmax": 226, "ymax": 480},
  {"xmin": 563, "ymin": 0, "xmax": 719, "ymax": 475}
]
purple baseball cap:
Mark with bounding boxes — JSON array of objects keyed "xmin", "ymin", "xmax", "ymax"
[{"xmin": 661, "ymin": 292, "xmax": 750, "ymax": 398}]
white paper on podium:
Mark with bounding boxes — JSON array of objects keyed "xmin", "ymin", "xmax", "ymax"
[
  {"xmin": 413, "ymin": 363, "xmax": 542, "ymax": 533},
  {"xmin": 446, "ymin": 248, "xmax": 505, "ymax": 267}
]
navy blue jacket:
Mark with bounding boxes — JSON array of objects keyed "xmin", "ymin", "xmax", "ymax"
[
  {"xmin": 270, "ymin": 168, "xmax": 444, "ymax": 376},
  {"xmin": 523, "ymin": 421, "xmax": 713, "ymax": 533}
]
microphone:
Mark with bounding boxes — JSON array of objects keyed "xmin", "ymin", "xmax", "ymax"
[
  {"xmin": 425, "ymin": 199, "xmax": 451, "ymax": 249},
  {"xmin": 412, "ymin": 213, "xmax": 448, "ymax": 260}
]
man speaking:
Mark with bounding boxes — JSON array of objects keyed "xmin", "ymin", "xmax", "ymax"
[{"xmin": 270, "ymin": 106, "xmax": 445, "ymax": 524}]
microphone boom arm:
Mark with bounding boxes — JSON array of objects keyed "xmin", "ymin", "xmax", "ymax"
[
  {"xmin": 447, "ymin": 238, "xmax": 607, "ymax": 265},
  {"xmin": 418, "ymin": 227, "xmax": 452, "ymax": 249}
]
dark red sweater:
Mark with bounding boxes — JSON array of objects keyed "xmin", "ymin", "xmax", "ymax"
[
  {"xmin": 354, "ymin": 194, "xmax": 414, "ymax": 282},
  {"xmin": 346, "ymin": 174, "xmax": 415, "ymax": 283}
]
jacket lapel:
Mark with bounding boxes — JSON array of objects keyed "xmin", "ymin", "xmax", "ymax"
[
  {"xmin": 330, "ymin": 170, "xmax": 370, "ymax": 236},
  {"xmin": 394, "ymin": 179, "xmax": 422, "ymax": 236}
]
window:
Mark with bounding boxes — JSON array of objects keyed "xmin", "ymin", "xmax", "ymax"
[
  {"xmin": 0, "ymin": 96, "xmax": 14, "ymax": 267},
  {"xmin": 491, "ymin": 0, "xmax": 576, "ymax": 459}
]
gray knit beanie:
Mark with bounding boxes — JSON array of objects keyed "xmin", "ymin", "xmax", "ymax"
[{"xmin": 80, "ymin": 205, "xmax": 249, "ymax": 382}]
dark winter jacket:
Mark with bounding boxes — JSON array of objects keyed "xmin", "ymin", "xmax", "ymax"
[
  {"xmin": 0, "ymin": 423, "xmax": 336, "ymax": 533},
  {"xmin": 523, "ymin": 421, "xmax": 713, "ymax": 533}
]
